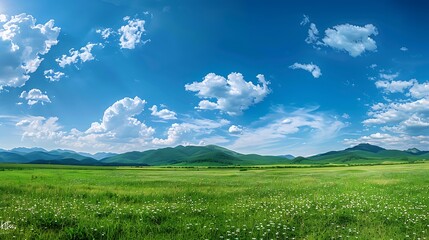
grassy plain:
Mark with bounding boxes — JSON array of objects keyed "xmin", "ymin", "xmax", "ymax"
[{"xmin": 1, "ymin": 163, "xmax": 429, "ymax": 239}]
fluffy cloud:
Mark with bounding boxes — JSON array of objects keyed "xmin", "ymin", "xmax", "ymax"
[
  {"xmin": 56, "ymin": 42, "xmax": 102, "ymax": 68},
  {"xmin": 400, "ymin": 47, "xmax": 408, "ymax": 52},
  {"xmin": 409, "ymin": 82, "xmax": 429, "ymax": 99},
  {"xmin": 364, "ymin": 98, "xmax": 429, "ymax": 125},
  {"xmin": 16, "ymin": 116, "xmax": 63, "ymax": 140},
  {"xmin": 96, "ymin": 28, "xmax": 114, "ymax": 39},
  {"xmin": 43, "ymin": 69, "xmax": 65, "ymax": 82},
  {"xmin": 153, "ymin": 118, "xmax": 229, "ymax": 145},
  {"xmin": 289, "ymin": 62, "xmax": 321, "ymax": 78},
  {"xmin": 302, "ymin": 18, "xmax": 378, "ymax": 57},
  {"xmin": 0, "ymin": 14, "xmax": 7, "ymax": 23},
  {"xmin": 0, "ymin": 14, "xmax": 60, "ymax": 89},
  {"xmin": 185, "ymin": 72, "xmax": 270, "ymax": 116},
  {"xmin": 375, "ymin": 79, "xmax": 416, "ymax": 93},
  {"xmin": 322, "ymin": 24, "xmax": 378, "ymax": 57},
  {"xmin": 16, "ymin": 96, "xmax": 158, "ymax": 152},
  {"xmin": 228, "ymin": 125, "xmax": 242, "ymax": 134},
  {"xmin": 19, "ymin": 89, "xmax": 51, "ymax": 105},
  {"xmin": 149, "ymin": 105, "xmax": 177, "ymax": 120},
  {"xmin": 85, "ymin": 96, "xmax": 154, "ymax": 140},
  {"xmin": 346, "ymin": 76, "xmax": 429, "ymax": 149},
  {"xmin": 118, "ymin": 17, "xmax": 146, "ymax": 49}
]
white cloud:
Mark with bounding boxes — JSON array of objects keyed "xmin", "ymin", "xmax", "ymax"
[
  {"xmin": 16, "ymin": 96, "xmax": 158, "ymax": 152},
  {"xmin": 152, "ymin": 118, "xmax": 229, "ymax": 145},
  {"xmin": 305, "ymin": 23, "xmax": 320, "ymax": 45},
  {"xmin": 364, "ymin": 98, "xmax": 429, "ymax": 125},
  {"xmin": 185, "ymin": 72, "xmax": 270, "ymax": 116},
  {"xmin": 0, "ymin": 14, "xmax": 7, "ymax": 23},
  {"xmin": 400, "ymin": 47, "xmax": 408, "ymax": 51},
  {"xmin": 19, "ymin": 89, "xmax": 51, "ymax": 105},
  {"xmin": 149, "ymin": 105, "xmax": 177, "ymax": 120},
  {"xmin": 322, "ymin": 24, "xmax": 378, "ymax": 57},
  {"xmin": 118, "ymin": 17, "xmax": 146, "ymax": 49},
  {"xmin": 300, "ymin": 14, "xmax": 310, "ymax": 26},
  {"xmin": 370, "ymin": 64, "xmax": 378, "ymax": 69},
  {"xmin": 289, "ymin": 62, "xmax": 321, "ymax": 78},
  {"xmin": 0, "ymin": 14, "xmax": 60, "ymax": 89},
  {"xmin": 228, "ymin": 125, "xmax": 242, "ymax": 134},
  {"xmin": 409, "ymin": 82, "xmax": 429, "ymax": 98},
  {"xmin": 96, "ymin": 28, "xmax": 114, "ymax": 39},
  {"xmin": 344, "ymin": 132, "xmax": 429, "ymax": 150},
  {"xmin": 56, "ymin": 42, "xmax": 102, "ymax": 68},
  {"xmin": 375, "ymin": 79, "xmax": 416, "ymax": 93},
  {"xmin": 16, "ymin": 116, "xmax": 63, "ymax": 140},
  {"xmin": 342, "ymin": 113, "xmax": 350, "ymax": 119},
  {"xmin": 85, "ymin": 96, "xmax": 154, "ymax": 139},
  {"xmin": 379, "ymin": 72, "xmax": 399, "ymax": 81},
  {"xmin": 43, "ymin": 69, "xmax": 65, "ymax": 82},
  {"xmin": 228, "ymin": 108, "xmax": 346, "ymax": 154}
]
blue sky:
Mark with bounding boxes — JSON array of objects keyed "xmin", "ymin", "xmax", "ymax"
[{"xmin": 1, "ymin": 0, "xmax": 429, "ymax": 156}]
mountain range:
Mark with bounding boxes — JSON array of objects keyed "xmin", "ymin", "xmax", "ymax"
[{"xmin": 0, "ymin": 143, "xmax": 428, "ymax": 166}]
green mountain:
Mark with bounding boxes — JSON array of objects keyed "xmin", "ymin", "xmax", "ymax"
[
  {"xmin": 101, "ymin": 145, "xmax": 289, "ymax": 166},
  {"xmin": 1, "ymin": 143, "xmax": 428, "ymax": 166},
  {"xmin": 303, "ymin": 143, "xmax": 429, "ymax": 164}
]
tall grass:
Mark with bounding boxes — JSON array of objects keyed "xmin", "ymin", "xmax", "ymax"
[{"xmin": 0, "ymin": 163, "xmax": 428, "ymax": 239}]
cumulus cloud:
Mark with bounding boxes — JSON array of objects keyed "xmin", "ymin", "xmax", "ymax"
[
  {"xmin": 152, "ymin": 118, "xmax": 230, "ymax": 145},
  {"xmin": 185, "ymin": 72, "xmax": 270, "ymax": 116},
  {"xmin": 15, "ymin": 96, "xmax": 159, "ymax": 152},
  {"xmin": 364, "ymin": 98, "xmax": 429, "ymax": 125},
  {"xmin": 409, "ymin": 82, "xmax": 429, "ymax": 99},
  {"xmin": 289, "ymin": 62, "xmax": 321, "ymax": 78},
  {"xmin": 85, "ymin": 96, "xmax": 154, "ymax": 140},
  {"xmin": 346, "ymin": 76, "xmax": 429, "ymax": 149},
  {"xmin": 16, "ymin": 116, "xmax": 63, "ymax": 140},
  {"xmin": 19, "ymin": 89, "xmax": 51, "ymax": 105},
  {"xmin": 322, "ymin": 24, "xmax": 378, "ymax": 57},
  {"xmin": 228, "ymin": 125, "xmax": 243, "ymax": 134},
  {"xmin": 56, "ymin": 42, "xmax": 102, "ymax": 68},
  {"xmin": 301, "ymin": 17, "xmax": 378, "ymax": 57},
  {"xmin": 118, "ymin": 17, "xmax": 147, "ymax": 49},
  {"xmin": 0, "ymin": 14, "xmax": 7, "ymax": 22},
  {"xmin": 149, "ymin": 105, "xmax": 177, "ymax": 120},
  {"xmin": 96, "ymin": 28, "xmax": 114, "ymax": 39},
  {"xmin": 43, "ymin": 69, "xmax": 65, "ymax": 82},
  {"xmin": 375, "ymin": 79, "xmax": 416, "ymax": 93},
  {"xmin": 0, "ymin": 13, "xmax": 60, "ymax": 89}
]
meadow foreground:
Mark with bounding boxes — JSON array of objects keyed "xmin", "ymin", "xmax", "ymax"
[{"xmin": 1, "ymin": 163, "xmax": 429, "ymax": 239}]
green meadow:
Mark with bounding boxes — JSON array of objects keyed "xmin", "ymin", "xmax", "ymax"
[{"xmin": 1, "ymin": 163, "xmax": 429, "ymax": 239}]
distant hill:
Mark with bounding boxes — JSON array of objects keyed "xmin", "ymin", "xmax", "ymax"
[
  {"xmin": 1, "ymin": 143, "xmax": 428, "ymax": 166},
  {"xmin": 303, "ymin": 143, "xmax": 429, "ymax": 164},
  {"xmin": 278, "ymin": 154, "xmax": 295, "ymax": 160},
  {"xmin": 10, "ymin": 147, "xmax": 47, "ymax": 154},
  {"xmin": 101, "ymin": 145, "xmax": 290, "ymax": 166}
]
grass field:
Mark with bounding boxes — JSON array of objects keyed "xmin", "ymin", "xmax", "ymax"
[{"xmin": 1, "ymin": 163, "xmax": 429, "ymax": 239}]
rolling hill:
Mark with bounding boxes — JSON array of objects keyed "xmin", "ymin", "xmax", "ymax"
[
  {"xmin": 1, "ymin": 143, "xmax": 428, "ymax": 166},
  {"xmin": 302, "ymin": 143, "xmax": 429, "ymax": 164},
  {"xmin": 101, "ymin": 145, "xmax": 290, "ymax": 166}
]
